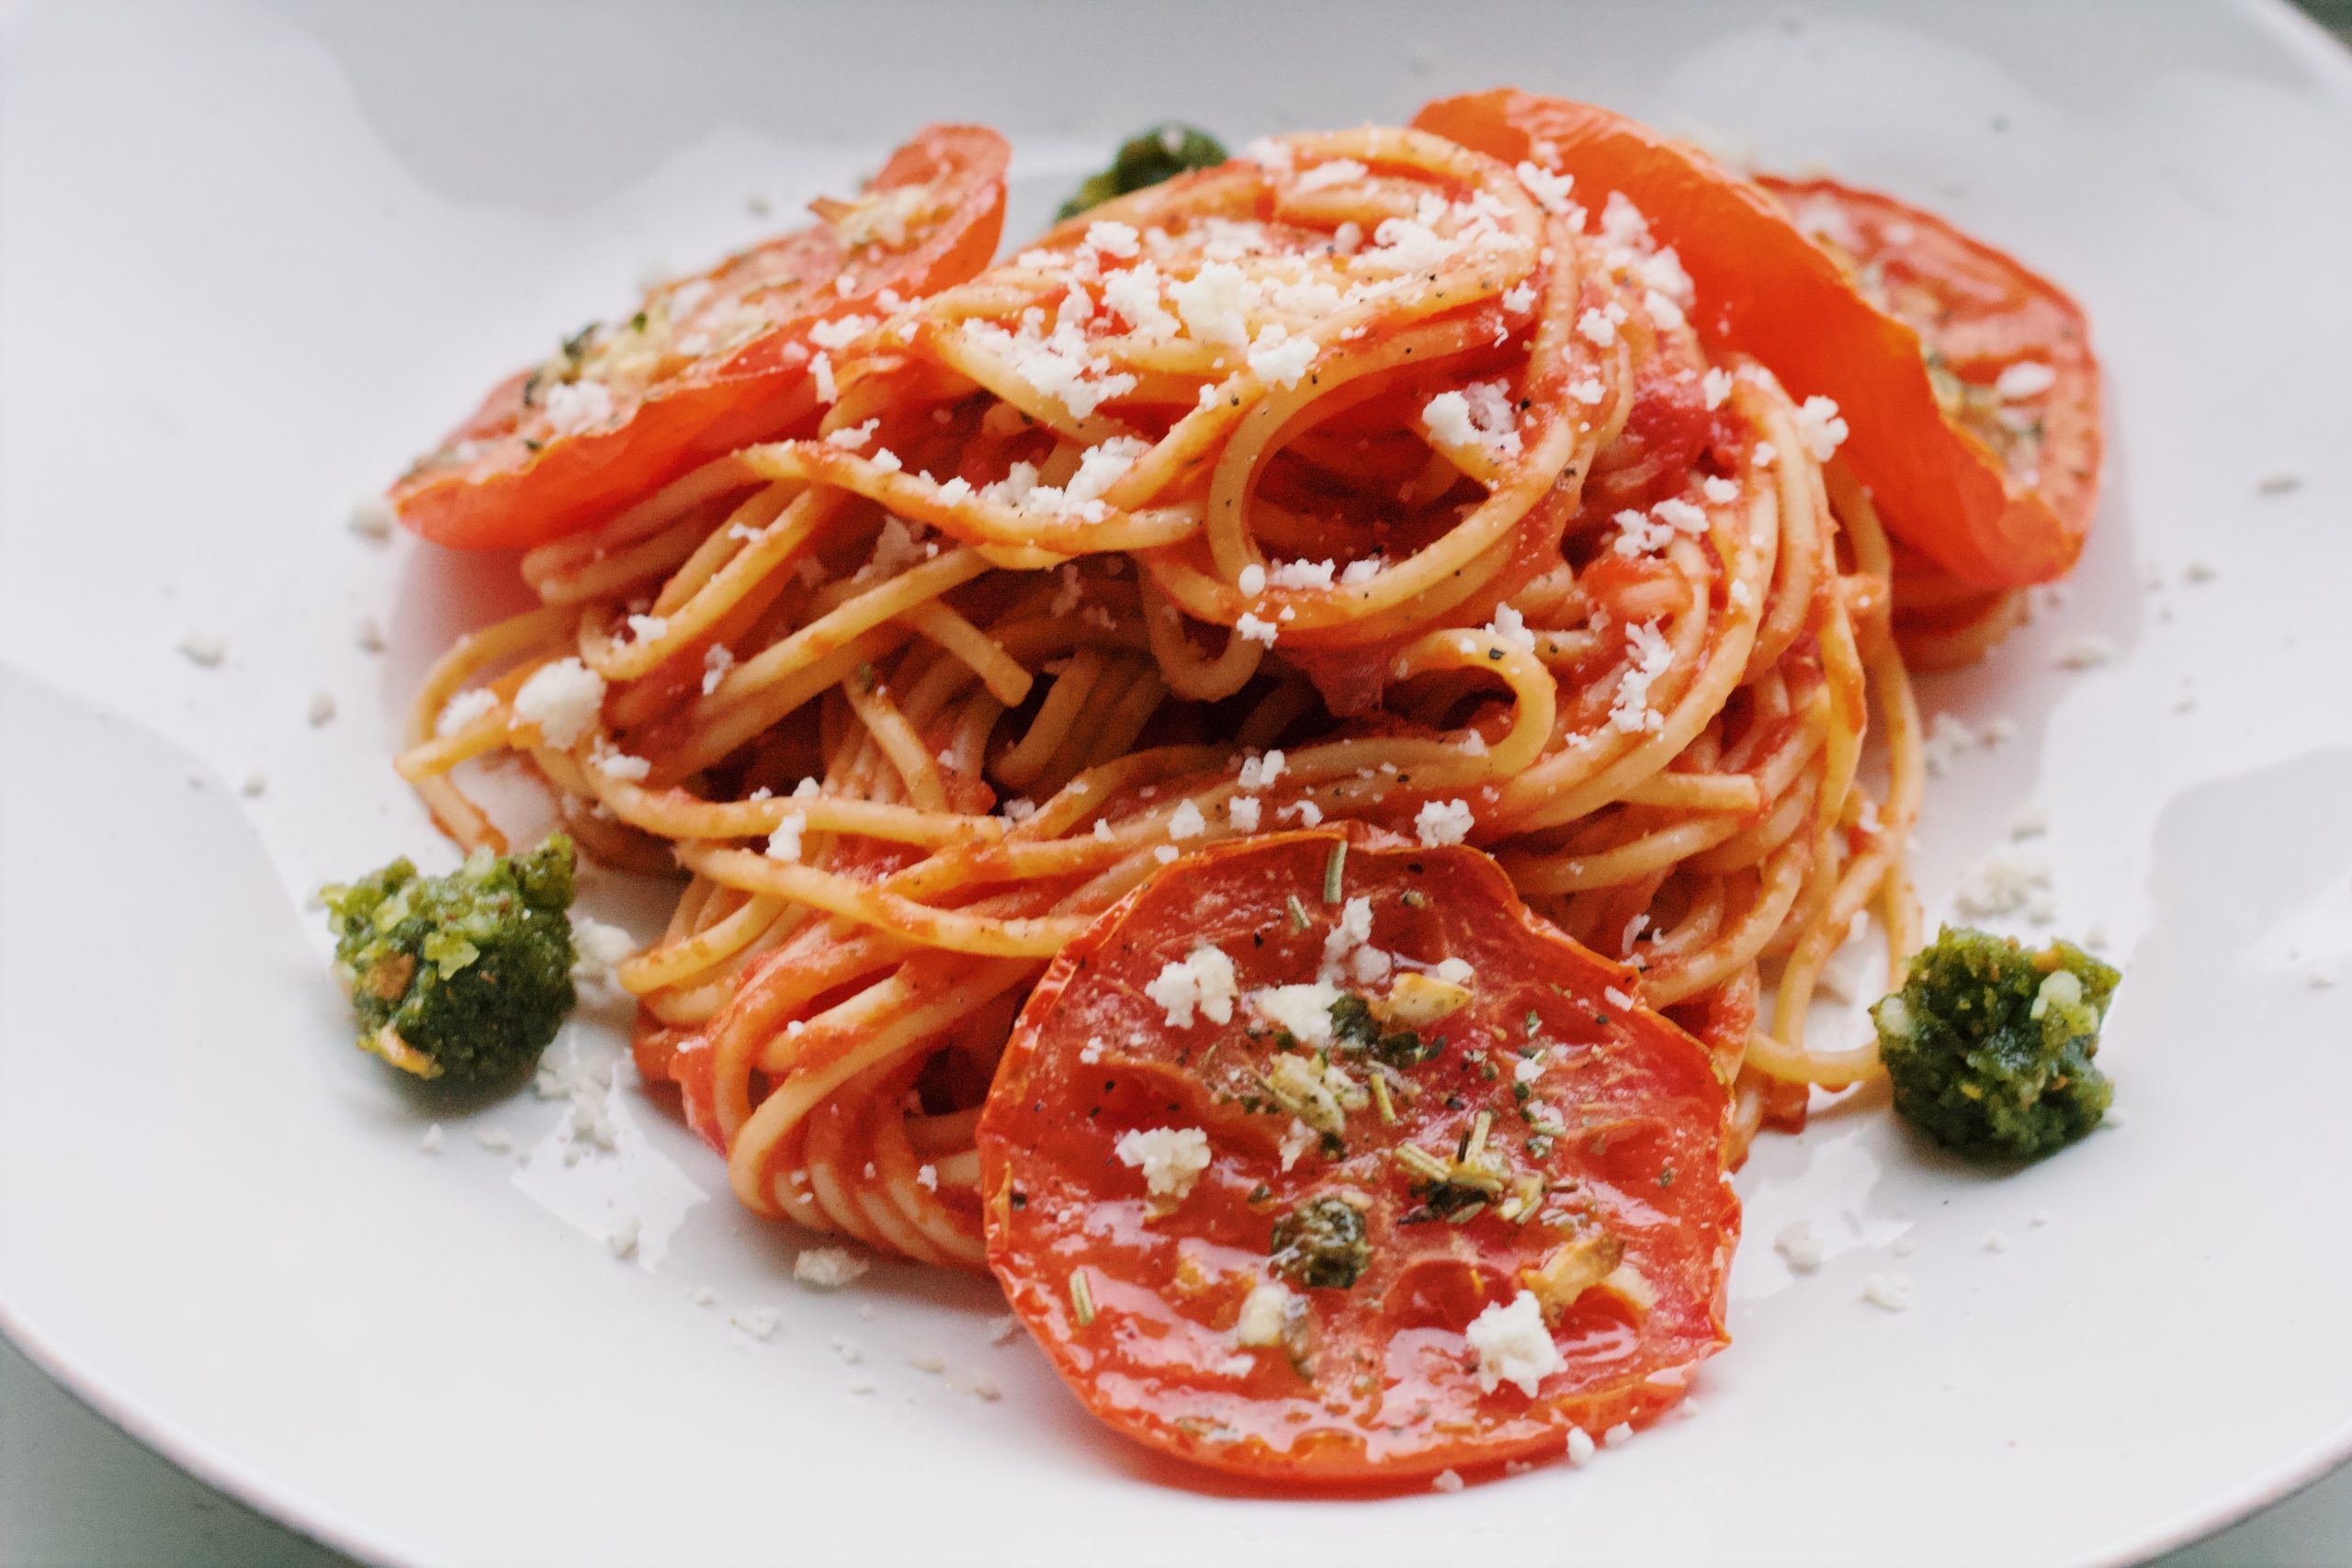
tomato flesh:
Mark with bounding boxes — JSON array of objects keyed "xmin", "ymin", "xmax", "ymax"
[
  {"xmin": 390, "ymin": 124, "xmax": 1009, "ymax": 550},
  {"xmin": 979, "ymin": 829, "xmax": 1736, "ymax": 1483},
  {"xmin": 1411, "ymin": 90, "xmax": 2098, "ymax": 589},
  {"xmin": 1758, "ymin": 175, "xmax": 2102, "ymax": 570}
]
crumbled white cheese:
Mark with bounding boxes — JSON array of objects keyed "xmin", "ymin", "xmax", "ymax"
[
  {"xmin": 542, "ymin": 378, "xmax": 615, "ymax": 436},
  {"xmin": 1603, "ymin": 1422, "xmax": 1634, "ymax": 1449},
  {"xmin": 1423, "ymin": 381, "xmax": 1521, "ymax": 459},
  {"xmin": 1861, "ymin": 1273, "xmax": 1913, "ymax": 1312},
  {"xmin": 729, "ymin": 1308, "xmax": 781, "ymax": 1340},
  {"xmin": 1994, "ymin": 360, "xmax": 2056, "ymax": 400},
  {"xmin": 435, "ymin": 688, "xmax": 498, "ymax": 737},
  {"xmin": 419, "ymin": 1123, "xmax": 445, "ymax": 1155},
  {"xmin": 606, "ymin": 1217, "xmax": 641, "ymax": 1260},
  {"xmin": 1702, "ymin": 367, "xmax": 1733, "ymax": 410},
  {"xmin": 1576, "ymin": 307, "xmax": 1617, "ymax": 346},
  {"xmin": 1227, "ymin": 795, "xmax": 1262, "ymax": 832},
  {"xmin": 1566, "ymin": 1426, "xmax": 1597, "ymax": 1465},
  {"xmin": 570, "ymin": 916, "xmax": 636, "ymax": 1005},
  {"xmin": 1236, "ymin": 612, "xmax": 1280, "ymax": 645},
  {"xmin": 1465, "ymin": 1291, "xmax": 1564, "ymax": 1398},
  {"xmin": 794, "ymin": 1247, "xmax": 871, "ymax": 1290},
  {"xmin": 1145, "ymin": 943, "xmax": 1240, "ymax": 1028},
  {"xmin": 2057, "ymin": 635, "xmax": 2114, "ymax": 670},
  {"xmin": 1487, "ymin": 604, "xmax": 1537, "ymax": 651},
  {"xmin": 807, "ymin": 313, "xmax": 876, "ymax": 352},
  {"xmin": 1793, "ymin": 396, "xmax": 1849, "ymax": 460},
  {"xmin": 1268, "ymin": 558, "xmax": 1338, "ymax": 591},
  {"xmin": 531, "ymin": 1041, "xmax": 617, "ymax": 1159},
  {"xmin": 512, "ymin": 658, "xmax": 606, "ymax": 748},
  {"xmin": 1320, "ymin": 896, "xmax": 1376, "ymax": 982},
  {"xmin": 1607, "ymin": 621, "xmax": 1676, "ymax": 735},
  {"xmin": 1920, "ymin": 711, "xmax": 1980, "ymax": 777},
  {"xmin": 347, "ymin": 496, "xmax": 397, "ymax": 541},
  {"xmin": 1171, "ymin": 261, "xmax": 1253, "ymax": 348},
  {"xmin": 593, "ymin": 750, "xmax": 651, "ymax": 782},
  {"xmin": 307, "ymin": 690, "xmax": 336, "ymax": 727},
  {"xmin": 1114, "ymin": 1125, "xmax": 1213, "ymax": 1201},
  {"xmin": 177, "ymin": 632, "xmax": 229, "ymax": 668},
  {"xmin": 1166, "ymin": 799, "xmax": 1207, "ymax": 840},
  {"xmin": 1430, "ymin": 1469, "xmax": 1465, "ymax": 1494},
  {"xmin": 1514, "ymin": 161, "xmax": 1576, "ymax": 215},
  {"xmin": 1250, "ymin": 981, "xmax": 1343, "ymax": 1047},
  {"xmin": 1415, "ymin": 797, "xmax": 1476, "ymax": 846},
  {"xmin": 1237, "ymin": 750, "xmax": 1287, "ymax": 791},
  {"xmin": 1774, "ymin": 1219, "xmax": 1825, "ymax": 1272},
  {"xmin": 1952, "ymin": 845, "xmax": 2054, "ymax": 921},
  {"xmin": 1247, "ymin": 324, "xmax": 1318, "ymax": 387},
  {"xmin": 764, "ymin": 810, "xmax": 807, "ymax": 863}
]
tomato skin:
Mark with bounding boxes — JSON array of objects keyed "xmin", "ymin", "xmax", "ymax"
[
  {"xmin": 1411, "ymin": 90, "xmax": 2095, "ymax": 589},
  {"xmin": 390, "ymin": 125, "xmax": 1009, "ymax": 551},
  {"xmin": 980, "ymin": 828, "xmax": 1736, "ymax": 1485},
  {"xmin": 1758, "ymin": 175, "xmax": 2102, "ymax": 583}
]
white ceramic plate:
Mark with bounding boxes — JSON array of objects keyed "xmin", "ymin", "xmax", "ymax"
[{"xmin": 5, "ymin": 3, "xmax": 2351, "ymax": 1563}]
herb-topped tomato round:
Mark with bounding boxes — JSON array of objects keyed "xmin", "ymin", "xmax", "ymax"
[
  {"xmin": 389, "ymin": 124, "xmax": 1008, "ymax": 550},
  {"xmin": 1758, "ymin": 175, "xmax": 2102, "ymax": 632},
  {"xmin": 978, "ymin": 828, "xmax": 1737, "ymax": 1484}
]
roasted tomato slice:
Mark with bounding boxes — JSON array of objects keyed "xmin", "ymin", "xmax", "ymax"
[
  {"xmin": 389, "ymin": 124, "xmax": 1009, "ymax": 550},
  {"xmin": 978, "ymin": 829, "xmax": 1737, "ymax": 1485},
  {"xmin": 1761, "ymin": 175, "xmax": 2103, "ymax": 648},
  {"xmin": 1412, "ymin": 90, "xmax": 2098, "ymax": 589}
]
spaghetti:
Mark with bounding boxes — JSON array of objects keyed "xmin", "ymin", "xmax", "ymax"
[{"xmin": 388, "ymin": 116, "xmax": 2086, "ymax": 1280}]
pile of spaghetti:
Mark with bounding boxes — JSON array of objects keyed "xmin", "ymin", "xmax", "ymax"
[{"xmin": 387, "ymin": 96, "xmax": 2098, "ymax": 1289}]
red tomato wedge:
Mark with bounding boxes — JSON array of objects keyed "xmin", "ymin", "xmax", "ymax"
[
  {"xmin": 389, "ymin": 124, "xmax": 1009, "ymax": 550},
  {"xmin": 1411, "ymin": 90, "xmax": 2098, "ymax": 589},
  {"xmin": 978, "ymin": 829, "xmax": 1736, "ymax": 1484},
  {"xmin": 1758, "ymin": 175, "xmax": 2103, "ymax": 580}
]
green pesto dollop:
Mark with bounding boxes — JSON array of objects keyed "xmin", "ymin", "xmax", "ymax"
[
  {"xmin": 321, "ymin": 836, "xmax": 578, "ymax": 1084},
  {"xmin": 1270, "ymin": 1194, "xmax": 1373, "ymax": 1290},
  {"xmin": 1872, "ymin": 926, "xmax": 2119, "ymax": 1161},
  {"xmin": 1057, "ymin": 123, "xmax": 1227, "ymax": 220}
]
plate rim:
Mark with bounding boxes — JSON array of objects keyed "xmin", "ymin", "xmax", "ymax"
[{"xmin": 6, "ymin": 1, "xmax": 2352, "ymax": 1562}]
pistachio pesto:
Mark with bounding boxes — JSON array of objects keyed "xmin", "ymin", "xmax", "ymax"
[
  {"xmin": 321, "ymin": 836, "xmax": 578, "ymax": 1084},
  {"xmin": 1872, "ymin": 926, "xmax": 2118, "ymax": 1160},
  {"xmin": 1057, "ymin": 123, "xmax": 1227, "ymax": 220}
]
